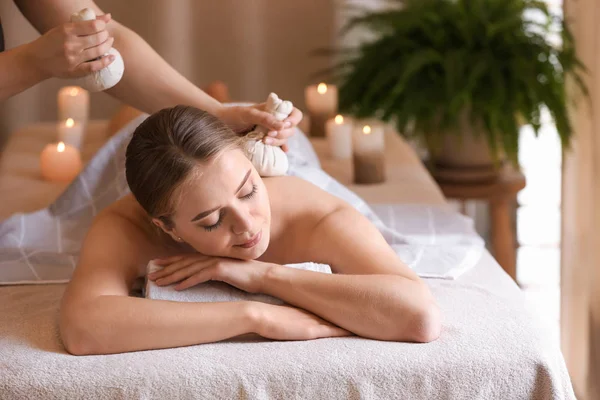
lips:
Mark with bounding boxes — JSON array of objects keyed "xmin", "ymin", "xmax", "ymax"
[{"xmin": 236, "ymin": 230, "xmax": 262, "ymax": 249}]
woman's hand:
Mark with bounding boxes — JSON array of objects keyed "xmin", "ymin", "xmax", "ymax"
[
  {"xmin": 252, "ymin": 303, "xmax": 353, "ymax": 341},
  {"xmin": 25, "ymin": 14, "xmax": 116, "ymax": 80},
  {"xmin": 149, "ymin": 254, "xmax": 271, "ymax": 293},
  {"xmin": 213, "ymin": 103, "xmax": 303, "ymax": 152}
]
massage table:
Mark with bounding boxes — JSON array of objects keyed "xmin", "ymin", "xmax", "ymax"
[{"xmin": 0, "ymin": 121, "xmax": 575, "ymax": 399}]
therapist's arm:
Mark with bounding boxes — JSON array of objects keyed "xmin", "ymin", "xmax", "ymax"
[
  {"xmin": 0, "ymin": 45, "xmax": 47, "ymax": 100},
  {"xmin": 14, "ymin": 0, "xmax": 222, "ymax": 115},
  {"xmin": 0, "ymin": 11, "xmax": 114, "ymax": 101}
]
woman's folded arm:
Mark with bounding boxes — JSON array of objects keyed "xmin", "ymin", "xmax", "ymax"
[
  {"xmin": 60, "ymin": 205, "xmax": 349, "ymax": 355},
  {"xmin": 61, "ymin": 292, "xmax": 350, "ymax": 355},
  {"xmin": 261, "ymin": 265, "xmax": 440, "ymax": 343},
  {"xmin": 260, "ymin": 201, "xmax": 441, "ymax": 343},
  {"xmin": 60, "ymin": 295, "xmax": 256, "ymax": 355},
  {"xmin": 58, "ymin": 209, "xmax": 255, "ymax": 355}
]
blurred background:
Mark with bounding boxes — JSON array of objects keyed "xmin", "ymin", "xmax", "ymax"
[
  {"xmin": 0, "ymin": 0, "xmax": 567, "ymax": 343},
  {"xmin": 0, "ymin": 0, "xmax": 597, "ymax": 397},
  {"xmin": 0, "ymin": 0, "xmax": 345, "ymax": 147}
]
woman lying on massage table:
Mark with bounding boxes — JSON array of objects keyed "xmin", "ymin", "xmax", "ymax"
[{"xmin": 59, "ymin": 105, "xmax": 441, "ymax": 355}]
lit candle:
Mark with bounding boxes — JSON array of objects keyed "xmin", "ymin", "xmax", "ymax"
[
  {"xmin": 352, "ymin": 120, "xmax": 385, "ymax": 184},
  {"xmin": 57, "ymin": 86, "xmax": 89, "ymax": 124},
  {"xmin": 57, "ymin": 118, "xmax": 85, "ymax": 149},
  {"xmin": 304, "ymin": 83, "xmax": 338, "ymax": 137},
  {"xmin": 305, "ymin": 83, "xmax": 338, "ymax": 115},
  {"xmin": 40, "ymin": 142, "xmax": 83, "ymax": 182},
  {"xmin": 325, "ymin": 114, "xmax": 353, "ymax": 159}
]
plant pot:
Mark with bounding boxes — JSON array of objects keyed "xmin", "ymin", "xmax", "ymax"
[{"xmin": 430, "ymin": 116, "xmax": 504, "ymax": 183}]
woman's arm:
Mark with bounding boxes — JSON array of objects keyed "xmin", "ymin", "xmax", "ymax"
[
  {"xmin": 151, "ymin": 178, "xmax": 441, "ymax": 343},
  {"xmin": 260, "ymin": 204, "xmax": 440, "ymax": 343},
  {"xmin": 60, "ymin": 211, "xmax": 250, "ymax": 355},
  {"xmin": 61, "ymin": 207, "xmax": 346, "ymax": 355},
  {"xmin": 260, "ymin": 177, "xmax": 440, "ymax": 343}
]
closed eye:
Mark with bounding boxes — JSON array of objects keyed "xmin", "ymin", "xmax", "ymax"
[
  {"xmin": 241, "ymin": 184, "xmax": 258, "ymax": 200},
  {"xmin": 203, "ymin": 210, "xmax": 225, "ymax": 232},
  {"xmin": 202, "ymin": 184, "xmax": 257, "ymax": 232}
]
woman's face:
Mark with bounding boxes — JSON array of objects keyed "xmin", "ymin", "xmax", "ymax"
[{"xmin": 165, "ymin": 148, "xmax": 271, "ymax": 260}]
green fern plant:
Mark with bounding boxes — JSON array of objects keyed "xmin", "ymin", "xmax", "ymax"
[{"xmin": 316, "ymin": 0, "xmax": 585, "ymax": 166}]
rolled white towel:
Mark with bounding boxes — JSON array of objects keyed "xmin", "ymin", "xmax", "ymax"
[{"xmin": 144, "ymin": 260, "xmax": 331, "ymax": 303}]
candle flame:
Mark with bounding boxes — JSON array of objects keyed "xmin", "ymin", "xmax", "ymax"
[
  {"xmin": 66, "ymin": 118, "xmax": 74, "ymax": 128},
  {"xmin": 57, "ymin": 142, "xmax": 66, "ymax": 152},
  {"xmin": 335, "ymin": 115, "xmax": 344, "ymax": 124},
  {"xmin": 363, "ymin": 125, "xmax": 372, "ymax": 135},
  {"xmin": 69, "ymin": 87, "xmax": 79, "ymax": 96},
  {"xmin": 317, "ymin": 83, "xmax": 328, "ymax": 94}
]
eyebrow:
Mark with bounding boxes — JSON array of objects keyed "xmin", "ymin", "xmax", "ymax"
[{"xmin": 190, "ymin": 169, "xmax": 252, "ymax": 222}]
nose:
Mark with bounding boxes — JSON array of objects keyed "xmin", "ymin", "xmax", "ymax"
[{"xmin": 231, "ymin": 207, "xmax": 254, "ymax": 236}]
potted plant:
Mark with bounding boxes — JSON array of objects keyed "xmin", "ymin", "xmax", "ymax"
[{"xmin": 317, "ymin": 0, "xmax": 585, "ymax": 181}]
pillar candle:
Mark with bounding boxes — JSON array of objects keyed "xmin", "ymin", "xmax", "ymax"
[
  {"xmin": 57, "ymin": 118, "xmax": 85, "ymax": 149},
  {"xmin": 352, "ymin": 120, "xmax": 385, "ymax": 184},
  {"xmin": 325, "ymin": 114, "xmax": 353, "ymax": 159},
  {"xmin": 304, "ymin": 83, "xmax": 338, "ymax": 137},
  {"xmin": 40, "ymin": 142, "xmax": 83, "ymax": 182},
  {"xmin": 57, "ymin": 86, "xmax": 89, "ymax": 123}
]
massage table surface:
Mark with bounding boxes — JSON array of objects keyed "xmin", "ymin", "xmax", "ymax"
[{"xmin": 0, "ymin": 122, "xmax": 574, "ymax": 399}]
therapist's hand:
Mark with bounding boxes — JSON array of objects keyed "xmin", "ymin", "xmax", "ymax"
[
  {"xmin": 25, "ymin": 13, "xmax": 116, "ymax": 79},
  {"xmin": 214, "ymin": 103, "xmax": 303, "ymax": 152}
]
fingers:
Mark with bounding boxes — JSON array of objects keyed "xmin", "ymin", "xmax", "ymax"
[
  {"xmin": 281, "ymin": 144, "xmax": 289, "ymax": 153},
  {"xmin": 261, "ymin": 107, "xmax": 301, "ymax": 144},
  {"xmin": 260, "ymin": 106, "xmax": 298, "ymax": 147},
  {"xmin": 262, "ymin": 136, "xmax": 287, "ymax": 147},
  {"xmin": 148, "ymin": 257, "xmax": 196, "ymax": 280},
  {"xmin": 71, "ymin": 19, "xmax": 108, "ymax": 36},
  {"xmin": 175, "ymin": 269, "xmax": 214, "ymax": 291},
  {"xmin": 276, "ymin": 127, "xmax": 296, "ymax": 139},
  {"xmin": 96, "ymin": 13, "xmax": 112, "ymax": 23},
  {"xmin": 284, "ymin": 107, "xmax": 303, "ymax": 127},
  {"xmin": 157, "ymin": 262, "xmax": 213, "ymax": 287},
  {"xmin": 75, "ymin": 54, "xmax": 114, "ymax": 74},
  {"xmin": 149, "ymin": 254, "xmax": 211, "ymax": 280},
  {"xmin": 81, "ymin": 30, "xmax": 110, "ymax": 50},
  {"xmin": 247, "ymin": 108, "xmax": 285, "ymax": 131},
  {"xmin": 79, "ymin": 36, "xmax": 114, "ymax": 61},
  {"xmin": 61, "ymin": 16, "xmax": 114, "ymax": 75},
  {"xmin": 262, "ymin": 127, "xmax": 295, "ymax": 147}
]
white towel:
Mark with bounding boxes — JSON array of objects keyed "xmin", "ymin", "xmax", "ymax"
[{"xmin": 145, "ymin": 260, "xmax": 331, "ymax": 303}]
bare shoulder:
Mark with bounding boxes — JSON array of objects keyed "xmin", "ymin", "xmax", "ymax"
[
  {"xmin": 65, "ymin": 195, "xmax": 170, "ymax": 300},
  {"xmin": 85, "ymin": 194, "xmax": 170, "ymax": 272},
  {"xmin": 263, "ymin": 178, "xmax": 415, "ymax": 277},
  {"xmin": 261, "ymin": 176, "xmax": 347, "ymax": 263},
  {"xmin": 264, "ymin": 175, "xmax": 343, "ymax": 217}
]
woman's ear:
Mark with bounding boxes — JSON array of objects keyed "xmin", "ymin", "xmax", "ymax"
[{"xmin": 152, "ymin": 218, "xmax": 184, "ymax": 243}]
